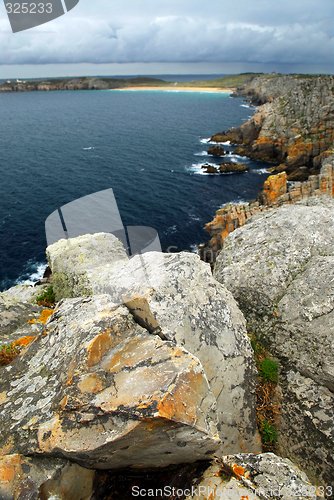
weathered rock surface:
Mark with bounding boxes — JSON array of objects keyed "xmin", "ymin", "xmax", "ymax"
[
  {"xmin": 201, "ymin": 162, "xmax": 249, "ymax": 174},
  {"xmin": 211, "ymin": 75, "xmax": 334, "ymax": 178},
  {"xmin": 214, "ymin": 196, "xmax": 334, "ymax": 485},
  {"xmin": 202, "ymin": 158, "xmax": 334, "ymax": 263},
  {"xmin": 219, "ymin": 162, "xmax": 249, "ymax": 173},
  {"xmin": 46, "ymin": 241, "xmax": 261, "ymax": 455},
  {"xmin": 222, "ymin": 453, "xmax": 321, "ymax": 500},
  {"xmin": 207, "ymin": 144, "xmax": 225, "ymax": 156},
  {"xmin": 0, "ymin": 284, "xmax": 49, "ymax": 345},
  {"xmin": 0, "ymin": 295, "xmax": 220, "ymax": 469},
  {"xmin": 0, "ymin": 454, "xmax": 95, "ymax": 500},
  {"xmin": 93, "ymin": 453, "xmax": 320, "ymax": 500},
  {"xmin": 46, "ymin": 232, "xmax": 128, "ymax": 301}
]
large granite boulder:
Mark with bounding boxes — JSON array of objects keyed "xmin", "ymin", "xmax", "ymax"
[
  {"xmin": 0, "ymin": 295, "xmax": 220, "ymax": 469},
  {"xmin": 46, "ymin": 240, "xmax": 262, "ymax": 455},
  {"xmin": 214, "ymin": 196, "xmax": 334, "ymax": 485},
  {"xmin": 46, "ymin": 232, "xmax": 128, "ymax": 301}
]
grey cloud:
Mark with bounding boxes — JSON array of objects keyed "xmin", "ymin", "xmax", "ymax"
[{"xmin": 0, "ymin": 0, "xmax": 333, "ymax": 67}]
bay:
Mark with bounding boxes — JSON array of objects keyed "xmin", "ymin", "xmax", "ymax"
[{"xmin": 0, "ymin": 87, "xmax": 270, "ymax": 291}]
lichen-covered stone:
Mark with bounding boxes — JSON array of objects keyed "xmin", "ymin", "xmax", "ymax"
[
  {"xmin": 0, "ymin": 454, "xmax": 94, "ymax": 500},
  {"xmin": 214, "ymin": 196, "xmax": 334, "ymax": 485},
  {"xmin": 94, "ymin": 251, "xmax": 261, "ymax": 455},
  {"xmin": 0, "ymin": 284, "xmax": 49, "ymax": 345},
  {"xmin": 214, "ymin": 196, "xmax": 334, "ymax": 324},
  {"xmin": 0, "ymin": 295, "xmax": 220, "ymax": 469},
  {"xmin": 46, "ymin": 232, "xmax": 128, "ymax": 301},
  {"xmin": 223, "ymin": 453, "xmax": 320, "ymax": 500}
]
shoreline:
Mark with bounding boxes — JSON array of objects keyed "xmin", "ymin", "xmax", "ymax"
[{"xmin": 114, "ymin": 86, "xmax": 233, "ymax": 93}]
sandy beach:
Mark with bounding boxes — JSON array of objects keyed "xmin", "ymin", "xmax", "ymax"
[{"xmin": 117, "ymin": 86, "xmax": 234, "ymax": 92}]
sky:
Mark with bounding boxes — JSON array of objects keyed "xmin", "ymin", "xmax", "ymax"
[{"xmin": 0, "ymin": 0, "xmax": 333, "ymax": 78}]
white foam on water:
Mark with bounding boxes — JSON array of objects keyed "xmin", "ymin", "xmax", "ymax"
[
  {"xmin": 252, "ymin": 168, "xmax": 270, "ymax": 175},
  {"xmin": 187, "ymin": 162, "xmax": 217, "ymax": 175},
  {"xmin": 230, "ymin": 154, "xmax": 249, "ymax": 160},
  {"xmin": 83, "ymin": 147, "xmax": 94, "ymax": 150},
  {"xmin": 189, "ymin": 243, "xmax": 200, "ymax": 254},
  {"xmin": 219, "ymin": 200, "xmax": 249, "ymax": 208},
  {"xmin": 199, "ymin": 138, "xmax": 231, "ymax": 145},
  {"xmin": 17, "ymin": 263, "xmax": 48, "ymax": 286},
  {"xmin": 194, "ymin": 151, "xmax": 208, "ymax": 156}
]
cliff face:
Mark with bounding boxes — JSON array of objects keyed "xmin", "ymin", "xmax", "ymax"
[
  {"xmin": 213, "ymin": 195, "xmax": 334, "ymax": 487},
  {"xmin": 212, "ymin": 75, "xmax": 334, "ymax": 180},
  {"xmin": 201, "ymin": 157, "xmax": 334, "ymax": 263}
]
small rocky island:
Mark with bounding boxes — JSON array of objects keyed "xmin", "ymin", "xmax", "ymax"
[
  {"xmin": 0, "ymin": 73, "xmax": 334, "ymax": 499},
  {"xmin": 202, "ymin": 162, "xmax": 249, "ymax": 174}
]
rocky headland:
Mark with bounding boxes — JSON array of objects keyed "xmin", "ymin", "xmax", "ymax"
[
  {"xmin": 1, "ymin": 73, "xmax": 334, "ymax": 498},
  {"xmin": 211, "ymin": 74, "xmax": 334, "ymax": 181},
  {"xmin": 0, "ymin": 232, "xmax": 329, "ymax": 499}
]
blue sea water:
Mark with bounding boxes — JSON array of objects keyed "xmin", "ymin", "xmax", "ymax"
[{"xmin": 0, "ymin": 87, "xmax": 270, "ymax": 291}]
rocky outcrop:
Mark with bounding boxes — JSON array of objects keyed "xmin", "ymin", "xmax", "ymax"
[
  {"xmin": 1, "ymin": 236, "xmax": 328, "ymax": 496},
  {"xmin": 207, "ymin": 144, "xmax": 225, "ymax": 156},
  {"xmin": 0, "ymin": 295, "xmax": 220, "ymax": 469},
  {"xmin": 211, "ymin": 74, "xmax": 334, "ymax": 179},
  {"xmin": 0, "ymin": 284, "xmax": 50, "ymax": 345},
  {"xmin": 201, "ymin": 157, "xmax": 334, "ymax": 263},
  {"xmin": 46, "ymin": 232, "xmax": 129, "ymax": 302},
  {"xmin": 213, "ymin": 195, "xmax": 334, "ymax": 486},
  {"xmin": 0, "ymin": 76, "xmax": 167, "ymax": 92},
  {"xmin": 46, "ymin": 242, "xmax": 262, "ymax": 455},
  {"xmin": 201, "ymin": 162, "xmax": 249, "ymax": 174},
  {"xmin": 1, "ymin": 453, "xmax": 319, "ymax": 500}
]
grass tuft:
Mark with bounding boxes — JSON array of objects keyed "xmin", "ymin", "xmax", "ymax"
[{"xmin": 35, "ymin": 286, "xmax": 55, "ymax": 307}]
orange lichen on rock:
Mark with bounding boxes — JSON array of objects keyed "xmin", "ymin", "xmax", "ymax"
[
  {"xmin": 157, "ymin": 369, "xmax": 206, "ymax": 428},
  {"xmin": 87, "ymin": 329, "xmax": 112, "ymax": 367},
  {"xmin": 261, "ymin": 172, "xmax": 287, "ymax": 205},
  {"xmin": 38, "ymin": 309, "xmax": 54, "ymax": 324},
  {"xmin": 77, "ymin": 373, "xmax": 104, "ymax": 394},
  {"xmin": 0, "ymin": 454, "xmax": 22, "ymax": 495},
  {"xmin": 28, "ymin": 309, "xmax": 54, "ymax": 325},
  {"xmin": 12, "ymin": 336, "xmax": 36, "ymax": 347},
  {"xmin": 231, "ymin": 463, "xmax": 245, "ymax": 478}
]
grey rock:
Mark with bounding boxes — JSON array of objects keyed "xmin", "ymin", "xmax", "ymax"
[
  {"xmin": 0, "ymin": 454, "xmax": 95, "ymax": 500},
  {"xmin": 46, "ymin": 236, "xmax": 261, "ymax": 455},
  {"xmin": 0, "ymin": 295, "xmax": 220, "ymax": 469},
  {"xmin": 46, "ymin": 232, "xmax": 128, "ymax": 301},
  {"xmin": 214, "ymin": 196, "xmax": 334, "ymax": 327},
  {"xmin": 223, "ymin": 453, "xmax": 320, "ymax": 500},
  {"xmin": 93, "ymin": 251, "xmax": 262, "ymax": 455},
  {"xmin": 0, "ymin": 285, "xmax": 49, "ymax": 345},
  {"xmin": 277, "ymin": 371, "xmax": 334, "ymax": 489},
  {"xmin": 214, "ymin": 196, "xmax": 334, "ymax": 485}
]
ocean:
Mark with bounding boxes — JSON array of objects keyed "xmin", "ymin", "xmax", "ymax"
[{"xmin": 0, "ymin": 84, "xmax": 270, "ymax": 291}]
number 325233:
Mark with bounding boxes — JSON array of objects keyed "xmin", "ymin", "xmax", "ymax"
[{"xmin": 5, "ymin": 3, "xmax": 53, "ymax": 13}]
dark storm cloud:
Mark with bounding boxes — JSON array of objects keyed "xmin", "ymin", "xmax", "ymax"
[{"xmin": 0, "ymin": 0, "xmax": 333, "ymax": 66}]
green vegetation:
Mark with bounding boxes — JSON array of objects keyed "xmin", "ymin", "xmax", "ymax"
[
  {"xmin": 0, "ymin": 344, "xmax": 20, "ymax": 367},
  {"xmin": 35, "ymin": 286, "xmax": 55, "ymax": 306},
  {"xmin": 259, "ymin": 357, "xmax": 278, "ymax": 383},
  {"xmin": 261, "ymin": 419, "xmax": 278, "ymax": 445},
  {"xmin": 250, "ymin": 333, "xmax": 279, "ymax": 451},
  {"xmin": 176, "ymin": 73, "xmax": 263, "ymax": 88}
]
